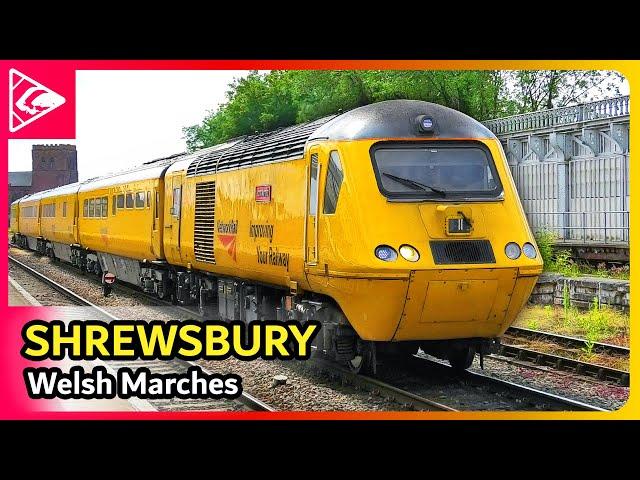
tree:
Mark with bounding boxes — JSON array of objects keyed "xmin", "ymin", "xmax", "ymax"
[
  {"xmin": 183, "ymin": 69, "xmax": 624, "ymax": 151},
  {"xmin": 506, "ymin": 70, "xmax": 624, "ymax": 113}
]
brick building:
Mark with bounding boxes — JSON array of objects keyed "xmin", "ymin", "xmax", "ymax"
[{"xmin": 8, "ymin": 144, "xmax": 78, "ymax": 212}]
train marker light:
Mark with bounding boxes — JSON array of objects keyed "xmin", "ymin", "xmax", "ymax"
[
  {"xmin": 505, "ymin": 242, "xmax": 521, "ymax": 260},
  {"xmin": 522, "ymin": 242, "xmax": 537, "ymax": 259},
  {"xmin": 399, "ymin": 244, "xmax": 420, "ymax": 262},
  {"xmin": 375, "ymin": 245, "xmax": 398, "ymax": 262}
]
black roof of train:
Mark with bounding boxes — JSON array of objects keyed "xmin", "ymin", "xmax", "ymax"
[
  {"xmin": 309, "ymin": 99, "xmax": 495, "ymax": 141},
  {"xmin": 185, "ymin": 100, "xmax": 495, "ymax": 177}
]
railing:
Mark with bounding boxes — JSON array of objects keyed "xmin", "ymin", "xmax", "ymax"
[
  {"xmin": 526, "ymin": 211, "xmax": 629, "ymax": 244},
  {"xmin": 483, "ymin": 96, "xmax": 630, "ymax": 135}
]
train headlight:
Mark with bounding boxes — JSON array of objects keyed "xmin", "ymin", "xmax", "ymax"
[
  {"xmin": 399, "ymin": 244, "xmax": 420, "ymax": 262},
  {"xmin": 375, "ymin": 245, "xmax": 398, "ymax": 262},
  {"xmin": 504, "ymin": 242, "xmax": 521, "ymax": 260},
  {"xmin": 522, "ymin": 242, "xmax": 537, "ymax": 259}
]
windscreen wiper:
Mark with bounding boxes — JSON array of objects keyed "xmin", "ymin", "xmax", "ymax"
[{"xmin": 382, "ymin": 172, "xmax": 446, "ymax": 197}]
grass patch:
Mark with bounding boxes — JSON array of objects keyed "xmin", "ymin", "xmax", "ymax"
[
  {"xmin": 513, "ymin": 303, "xmax": 629, "ymax": 348},
  {"xmin": 534, "ymin": 230, "xmax": 629, "ymax": 280}
]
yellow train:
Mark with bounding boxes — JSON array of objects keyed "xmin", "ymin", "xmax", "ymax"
[{"xmin": 10, "ymin": 100, "xmax": 543, "ymax": 373}]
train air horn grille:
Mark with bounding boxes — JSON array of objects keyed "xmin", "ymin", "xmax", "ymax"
[
  {"xmin": 430, "ymin": 240, "xmax": 496, "ymax": 264},
  {"xmin": 194, "ymin": 181, "xmax": 216, "ymax": 264}
]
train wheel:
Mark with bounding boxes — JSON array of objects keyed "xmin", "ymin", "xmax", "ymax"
[
  {"xmin": 348, "ymin": 355, "xmax": 365, "ymax": 374},
  {"xmin": 447, "ymin": 346, "xmax": 476, "ymax": 372},
  {"xmin": 347, "ymin": 341, "xmax": 376, "ymax": 375}
]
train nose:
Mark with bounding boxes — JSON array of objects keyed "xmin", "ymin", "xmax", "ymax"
[{"xmin": 392, "ymin": 268, "xmax": 519, "ymax": 341}]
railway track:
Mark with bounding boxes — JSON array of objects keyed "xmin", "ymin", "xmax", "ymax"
[
  {"xmin": 411, "ymin": 355, "xmax": 606, "ymax": 411},
  {"xmin": 500, "ymin": 326, "xmax": 629, "ymax": 386},
  {"xmin": 9, "ymin": 255, "xmax": 273, "ymax": 413},
  {"xmin": 9, "ymin": 249, "xmax": 612, "ymax": 411},
  {"xmin": 505, "ymin": 326, "xmax": 629, "ymax": 356}
]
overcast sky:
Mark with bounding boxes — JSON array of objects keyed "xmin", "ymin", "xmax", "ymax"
[{"xmin": 8, "ymin": 70, "xmax": 630, "ymax": 181}]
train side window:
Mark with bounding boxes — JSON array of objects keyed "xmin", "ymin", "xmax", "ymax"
[
  {"xmin": 88, "ymin": 198, "xmax": 95, "ymax": 217},
  {"xmin": 102, "ymin": 197, "xmax": 108, "ymax": 217},
  {"xmin": 83, "ymin": 200, "xmax": 88, "ymax": 217},
  {"xmin": 323, "ymin": 150, "xmax": 344, "ymax": 214},
  {"xmin": 126, "ymin": 193, "xmax": 134, "ymax": 209},
  {"xmin": 146, "ymin": 191, "xmax": 151, "ymax": 208},
  {"xmin": 117, "ymin": 194, "xmax": 125, "ymax": 209},
  {"xmin": 136, "ymin": 192, "xmax": 145, "ymax": 208},
  {"xmin": 112, "ymin": 196, "xmax": 117, "ymax": 215},
  {"xmin": 62, "ymin": 202, "xmax": 67, "ymax": 217},
  {"xmin": 172, "ymin": 187, "xmax": 181, "ymax": 218}
]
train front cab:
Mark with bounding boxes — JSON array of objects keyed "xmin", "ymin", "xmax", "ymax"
[{"xmin": 302, "ymin": 101, "xmax": 543, "ymax": 370}]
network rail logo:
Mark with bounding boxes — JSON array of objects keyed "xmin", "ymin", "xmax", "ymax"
[{"xmin": 8, "ymin": 69, "xmax": 66, "ymax": 133}]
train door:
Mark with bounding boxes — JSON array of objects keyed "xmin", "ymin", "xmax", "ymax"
[
  {"xmin": 305, "ymin": 148, "xmax": 321, "ymax": 267},
  {"xmin": 72, "ymin": 195, "xmax": 79, "ymax": 244},
  {"xmin": 36, "ymin": 202, "xmax": 42, "ymax": 237},
  {"xmin": 151, "ymin": 185, "xmax": 162, "ymax": 257},
  {"xmin": 166, "ymin": 174, "xmax": 183, "ymax": 262}
]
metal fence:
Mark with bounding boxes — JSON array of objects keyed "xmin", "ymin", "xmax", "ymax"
[
  {"xmin": 510, "ymin": 153, "xmax": 629, "ymax": 243},
  {"xmin": 485, "ymin": 96, "xmax": 630, "ymax": 247},
  {"xmin": 484, "ymin": 96, "xmax": 630, "ymax": 135},
  {"xmin": 526, "ymin": 211, "xmax": 629, "ymax": 244}
]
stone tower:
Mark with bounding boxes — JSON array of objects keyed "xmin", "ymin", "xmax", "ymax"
[{"xmin": 31, "ymin": 144, "xmax": 78, "ymax": 192}]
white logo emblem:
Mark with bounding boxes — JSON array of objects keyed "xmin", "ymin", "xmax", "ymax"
[{"xmin": 9, "ymin": 68, "xmax": 65, "ymax": 133}]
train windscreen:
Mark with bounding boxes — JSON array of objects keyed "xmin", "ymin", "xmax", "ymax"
[{"xmin": 372, "ymin": 142, "xmax": 503, "ymax": 200}]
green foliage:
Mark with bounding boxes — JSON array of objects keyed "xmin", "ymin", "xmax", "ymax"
[
  {"xmin": 553, "ymin": 249, "xmax": 581, "ymax": 277},
  {"xmin": 580, "ymin": 262, "xmax": 630, "ymax": 281},
  {"xmin": 506, "ymin": 70, "xmax": 624, "ymax": 113},
  {"xmin": 579, "ymin": 296, "xmax": 616, "ymax": 356},
  {"xmin": 184, "ymin": 70, "xmax": 623, "ymax": 151},
  {"xmin": 534, "ymin": 230, "xmax": 556, "ymax": 268},
  {"xmin": 534, "ymin": 230, "xmax": 629, "ymax": 279}
]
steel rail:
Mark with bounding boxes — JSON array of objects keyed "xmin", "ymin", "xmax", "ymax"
[{"xmin": 411, "ymin": 355, "xmax": 607, "ymax": 412}]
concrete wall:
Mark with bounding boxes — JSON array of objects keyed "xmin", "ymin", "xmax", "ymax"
[{"xmin": 529, "ymin": 273, "xmax": 629, "ymax": 312}]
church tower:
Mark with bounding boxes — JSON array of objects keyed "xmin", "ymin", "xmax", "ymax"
[{"xmin": 30, "ymin": 144, "xmax": 78, "ymax": 192}]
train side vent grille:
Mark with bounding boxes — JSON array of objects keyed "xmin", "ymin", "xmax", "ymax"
[
  {"xmin": 194, "ymin": 181, "xmax": 216, "ymax": 264},
  {"xmin": 430, "ymin": 240, "xmax": 496, "ymax": 265},
  {"xmin": 185, "ymin": 115, "xmax": 336, "ymax": 177}
]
